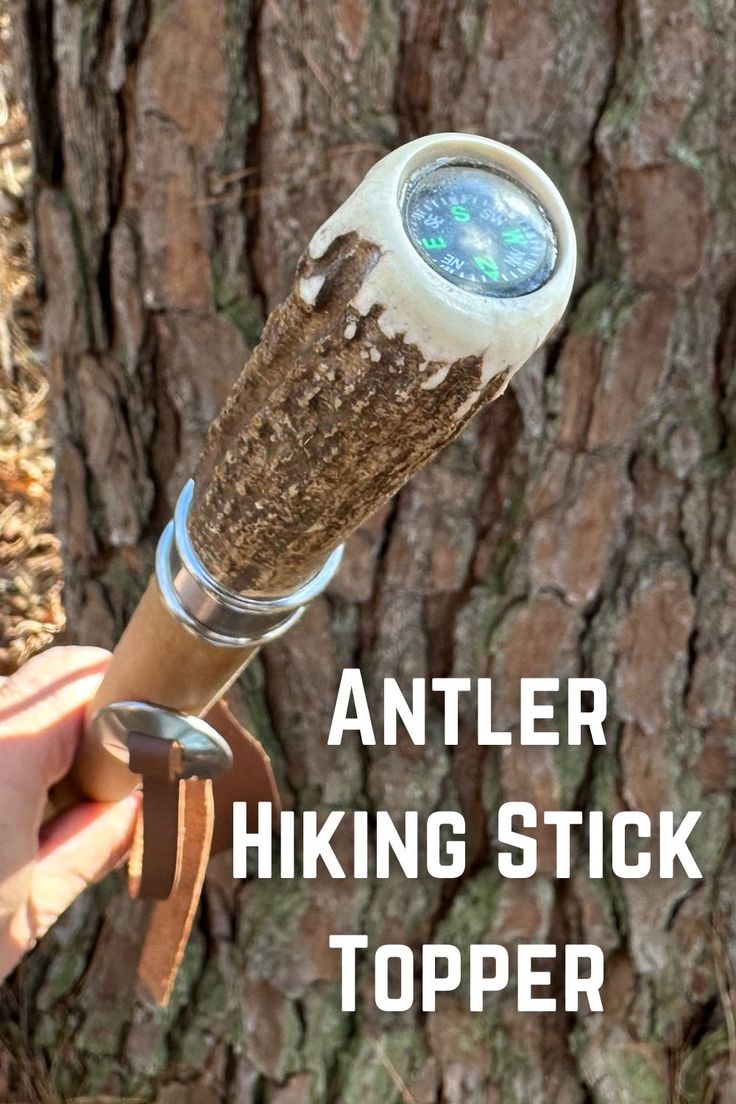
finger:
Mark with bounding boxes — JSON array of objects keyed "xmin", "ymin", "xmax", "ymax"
[
  {"xmin": 0, "ymin": 646, "xmax": 111, "ymax": 791},
  {"xmin": 0, "ymin": 648, "xmax": 112, "ymax": 896},
  {"xmin": 25, "ymin": 793, "xmax": 140, "ymax": 943}
]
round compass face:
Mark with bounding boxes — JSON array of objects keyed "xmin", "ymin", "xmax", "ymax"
[{"xmin": 402, "ymin": 162, "xmax": 558, "ymax": 298}]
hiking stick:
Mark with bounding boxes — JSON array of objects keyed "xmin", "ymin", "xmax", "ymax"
[{"xmin": 71, "ymin": 132, "xmax": 576, "ymax": 803}]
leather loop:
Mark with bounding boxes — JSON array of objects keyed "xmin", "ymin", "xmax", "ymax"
[
  {"xmin": 128, "ymin": 733, "xmax": 184, "ymax": 900},
  {"xmin": 209, "ymin": 699, "xmax": 281, "ymax": 854},
  {"xmin": 138, "ymin": 779, "xmax": 214, "ymax": 1005},
  {"xmin": 133, "ymin": 698, "xmax": 281, "ymax": 1005}
]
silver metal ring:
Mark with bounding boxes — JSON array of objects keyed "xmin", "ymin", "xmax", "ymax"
[
  {"xmin": 156, "ymin": 480, "xmax": 343, "ymax": 648},
  {"xmin": 91, "ymin": 701, "xmax": 233, "ymax": 780}
]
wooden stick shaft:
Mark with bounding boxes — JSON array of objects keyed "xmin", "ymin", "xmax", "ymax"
[{"xmin": 73, "ymin": 579, "xmax": 258, "ymax": 801}]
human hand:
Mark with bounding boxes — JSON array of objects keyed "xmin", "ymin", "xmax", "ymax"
[{"xmin": 0, "ymin": 646, "xmax": 139, "ymax": 979}]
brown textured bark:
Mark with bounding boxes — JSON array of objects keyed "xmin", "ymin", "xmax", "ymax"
[{"xmin": 4, "ymin": 1, "xmax": 736, "ymax": 1101}]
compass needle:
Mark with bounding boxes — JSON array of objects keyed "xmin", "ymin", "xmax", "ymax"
[{"xmin": 404, "ymin": 161, "xmax": 558, "ymax": 298}]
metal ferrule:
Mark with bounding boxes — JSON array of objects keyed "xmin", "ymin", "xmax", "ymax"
[{"xmin": 156, "ymin": 479, "xmax": 344, "ymax": 648}]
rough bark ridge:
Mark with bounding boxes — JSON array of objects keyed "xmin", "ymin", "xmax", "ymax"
[{"xmin": 5, "ymin": 0, "xmax": 736, "ymax": 1101}]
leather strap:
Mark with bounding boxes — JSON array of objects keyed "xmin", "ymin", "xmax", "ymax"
[
  {"xmin": 209, "ymin": 699, "xmax": 281, "ymax": 855},
  {"xmin": 138, "ymin": 779, "xmax": 214, "ymax": 1004},
  {"xmin": 131, "ymin": 699, "xmax": 280, "ymax": 1004},
  {"xmin": 127, "ymin": 733, "xmax": 184, "ymax": 900}
]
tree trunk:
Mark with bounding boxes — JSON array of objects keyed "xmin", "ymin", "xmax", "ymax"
[{"xmin": 6, "ymin": 0, "xmax": 736, "ymax": 1100}]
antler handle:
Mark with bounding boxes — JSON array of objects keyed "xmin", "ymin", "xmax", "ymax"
[{"xmin": 190, "ymin": 134, "xmax": 575, "ymax": 593}]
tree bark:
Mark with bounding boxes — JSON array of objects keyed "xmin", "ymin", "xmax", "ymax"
[{"xmin": 5, "ymin": 0, "xmax": 736, "ymax": 1100}]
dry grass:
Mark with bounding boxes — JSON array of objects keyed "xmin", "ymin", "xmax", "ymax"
[{"xmin": 0, "ymin": 10, "xmax": 64, "ymax": 675}]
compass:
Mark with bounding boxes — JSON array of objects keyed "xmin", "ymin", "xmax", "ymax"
[{"xmin": 402, "ymin": 161, "xmax": 558, "ymax": 298}]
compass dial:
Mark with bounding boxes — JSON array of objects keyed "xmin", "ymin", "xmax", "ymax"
[{"xmin": 402, "ymin": 162, "xmax": 558, "ymax": 298}]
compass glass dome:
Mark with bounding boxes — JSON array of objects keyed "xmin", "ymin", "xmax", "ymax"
[{"xmin": 402, "ymin": 161, "xmax": 558, "ymax": 298}]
